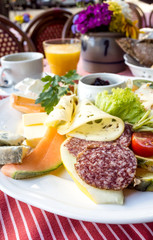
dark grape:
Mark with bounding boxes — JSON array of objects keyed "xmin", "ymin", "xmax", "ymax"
[{"xmin": 92, "ymin": 78, "xmax": 110, "ymax": 86}]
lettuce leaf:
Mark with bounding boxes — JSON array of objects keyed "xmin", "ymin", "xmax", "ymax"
[{"xmin": 95, "ymin": 88, "xmax": 146, "ymax": 124}]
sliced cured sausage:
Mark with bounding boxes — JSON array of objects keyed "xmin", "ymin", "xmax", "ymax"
[
  {"xmin": 64, "ymin": 137, "xmax": 95, "ymax": 157},
  {"xmin": 116, "ymin": 123, "xmax": 132, "ymax": 147},
  {"xmin": 64, "ymin": 124, "xmax": 132, "ymax": 157},
  {"xmin": 75, "ymin": 143, "xmax": 137, "ymax": 190}
]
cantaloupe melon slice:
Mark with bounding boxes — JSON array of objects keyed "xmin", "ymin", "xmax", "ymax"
[
  {"xmin": 1, "ymin": 127, "xmax": 65, "ymax": 179},
  {"xmin": 11, "ymin": 94, "xmax": 45, "ymax": 113}
]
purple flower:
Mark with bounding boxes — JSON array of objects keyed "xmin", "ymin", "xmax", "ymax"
[
  {"xmin": 72, "ymin": 2, "xmax": 113, "ymax": 34},
  {"xmin": 77, "ymin": 23, "xmax": 88, "ymax": 34},
  {"xmin": 73, "ymin": 14, "xmax": 79, "ymax": 24},
  {"xmin": 75, "ymin": 0, "xmax": 90, "ymax": 2},
  {"xmin": 88, "ymin": 18, "xmax": 96, "ymax": 29},
  {"xmin": 23, "ymin": 13, "xmax": 30, "ymax": 23},
  {"xmin": 71, "ymin": 24, "xmax": 77, "ymax": 34},
  {"xmin": 75, "ymin": 11, "xmax": 88, "ymax": 24}
]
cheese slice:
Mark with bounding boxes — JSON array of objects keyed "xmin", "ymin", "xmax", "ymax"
[
  {"xmin": 60, "ymin": 138, "xmax": 124, "ymax": 204},
  {"xmin": 45, "ymin": 94, "xmax": 78, "ymax": 129},
  {"xmin": 23, "ymin": 112, "xmax": 48, "ymax": 126},
  {"xmin": 0, "ymin": 145, "xmax": 31, "ymax": 164},
  {"xmin": 0, "ymin": 131, "xmax": 25, "ymax": 146},
  {"xmin": 23, "ymin": 124, "xmax": 47, "ymax": 148},
  {"xmin": 46, "ymin": 96, "xmax": 124, "ymax": 141}
]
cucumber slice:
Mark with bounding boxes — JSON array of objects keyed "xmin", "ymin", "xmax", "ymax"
[
  {"xmin": 130, "ymin": 168, "xmax": 153, "ymax": 191},
  {"xmin": 136, "ymin": 155, "xmax": 153, "ymax": 172}
]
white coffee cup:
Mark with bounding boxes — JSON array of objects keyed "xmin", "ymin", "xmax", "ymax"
[{"xmin": 0, "ymin": 52, "xmax": 44, "ymax": 87}]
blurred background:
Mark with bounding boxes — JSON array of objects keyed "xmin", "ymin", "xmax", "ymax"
[
  {"xmin": 0, "ymin": 0, "xmax": 152, "ymax": 20},
  {"xmin": 1, "ymin": 0, "xmax": 77, "ymax": 18}
]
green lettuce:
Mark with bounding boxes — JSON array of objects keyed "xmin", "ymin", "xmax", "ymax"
[{"xmin": 95, "ymin": 88, "xmax": 146, "ymax": 124}]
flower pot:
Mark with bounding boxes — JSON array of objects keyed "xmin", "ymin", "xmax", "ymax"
[{"xmin": 81, "ymin": 32, "xmax": 125, "ymax": 73}]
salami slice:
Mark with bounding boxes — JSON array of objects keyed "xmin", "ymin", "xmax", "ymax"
[
  {"xmin": 64, "ymin": 124, "xmax": 132, "ymax": 157},
  {"xmin": 74, "ymin": 143, "xmax": 137, "ymax": 190},
  {"xmin": 116, "ymin": 123, "xmax": 132, "ymax": 147},
  {"xmin": 64, "ymin": 137, "xmax": 95, "ymax": 157}
]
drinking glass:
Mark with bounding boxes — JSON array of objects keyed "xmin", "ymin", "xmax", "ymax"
[{"xmin": 43, "ymin": 38, "xmax": 81, "ymax": 76}]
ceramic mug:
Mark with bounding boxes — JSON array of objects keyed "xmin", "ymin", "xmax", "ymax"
[{"xmin": 0, "ymin": 52, "xmax": 44, "ymax": 87}]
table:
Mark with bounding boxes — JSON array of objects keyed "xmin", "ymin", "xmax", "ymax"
[
  {"xmin": 0, "ymin": 63, "xmax": 153, "ymax": 240},
  {"xmin": 1, "ymin": 189, "xmax": 153, "ymax": 240}
]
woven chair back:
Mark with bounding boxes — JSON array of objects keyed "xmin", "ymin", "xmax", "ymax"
[
  {"xmin": 0, "ymin": 14, "xmax": 35, "ymax": 58},
  {"xmin": 26, "ymin": 8, "xmax": 72, "ymax": 54}
]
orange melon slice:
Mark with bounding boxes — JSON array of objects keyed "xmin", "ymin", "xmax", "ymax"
[
  {"xmin": 11, "ymin": 94, "xmax": 45, "ymax": 113},
  {"xmin": 1, "ymin": 127, "xmax": 65, "ymax": 179}
]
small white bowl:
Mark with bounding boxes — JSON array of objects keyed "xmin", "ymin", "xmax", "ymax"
[
  {"xmin": 124, "ymin": 54, "xmax": 153, "ymax": 79},
  {"xmin": 77, "ymin": 73, "xmax": 126, "ymax": 102}
]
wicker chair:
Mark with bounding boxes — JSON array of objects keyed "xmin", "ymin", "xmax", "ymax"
[
  {"xmin": 149, "ymin": 10, "xmax": 153, "ymax": 28},
  {"xmin": 128, "ymin": 2, "xmax": 147, "ymax": 28},
  {"xmin": 25, "ymin": 8, "xmax": 72, "ymax": 54},
  {"xmin": 0, "ymin": 15, "xmax": 36, "ymax": 58}
]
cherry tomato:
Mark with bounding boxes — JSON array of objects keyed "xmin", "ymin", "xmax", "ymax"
[{"xmin": 131, "ymin": 132, "xmax": 153, "ymax": 157}]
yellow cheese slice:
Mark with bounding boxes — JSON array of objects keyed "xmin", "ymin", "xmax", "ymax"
[
  {"xmin": 23, "ymin": 112, "xmax": 48, "ymax": 126},
  {"xmin": 45, "ymin": 94, "xmax": 78, "ymax": 129},
  {"xmin": 60, "ymin": 138, "xmax": 124, "ymax": 205},
  {"xmin": 46, "ymin": 95, "xmax": 124, "ymax": 141},
  {"xmin": 23, "ymin": 124, "xmax": 47, "ymax": 148}
]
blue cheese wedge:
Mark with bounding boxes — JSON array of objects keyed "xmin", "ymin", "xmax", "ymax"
[
  {"xmin": 0, "ymin": 131, "xmax": 25, "ymax": 146},
  {"xmin": 0, "ymin": 146, "xmax": 31, "ymax": 164}
]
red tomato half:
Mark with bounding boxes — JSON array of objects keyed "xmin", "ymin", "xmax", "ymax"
[{"xmin": 131, "ymin": 132, "xmax": 153, "ymax": 157}]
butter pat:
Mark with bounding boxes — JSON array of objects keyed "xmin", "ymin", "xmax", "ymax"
[
  {"xmin": 14, "ymin": 78, "xmax": 44, "ymax": 100},
  {"xmin": 23, "ymin": 124, "xmax": 47, "ymax": 148},
  {"xmin": 23, "ymin": 112, "xmax": 48, "ymax": 126}
]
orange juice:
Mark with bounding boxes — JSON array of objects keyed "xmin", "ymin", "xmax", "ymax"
[{"xmin": 44, "ymin": 43, "xmax": 81, "ymax": 76}]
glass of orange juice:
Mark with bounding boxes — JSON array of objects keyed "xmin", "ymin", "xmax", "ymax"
[{"xmin": 43, "ymin": 38, "xmax": 81, "ymax": 76}]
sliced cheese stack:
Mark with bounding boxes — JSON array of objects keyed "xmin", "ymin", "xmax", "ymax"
[
  {"xmin": 45, "ymin": 96, "xmax": 125, "ymax": 141},
  {"xmin": 22, "ymin": 112, "xmax": 48, "ymax": 148}
]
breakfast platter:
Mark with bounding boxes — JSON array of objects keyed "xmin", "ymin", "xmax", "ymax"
[
  {"xmin": 0, "ymin": 98, "xmax": 153, "ymax": 224},
  {"xmin": 1, "ymin": 74, "xmax": 153, "ymax": 224}
]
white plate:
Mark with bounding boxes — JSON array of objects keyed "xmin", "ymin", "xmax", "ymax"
[{"xmin": 1, "ymin": 98, "xmax": 153, "ymax": 224}]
